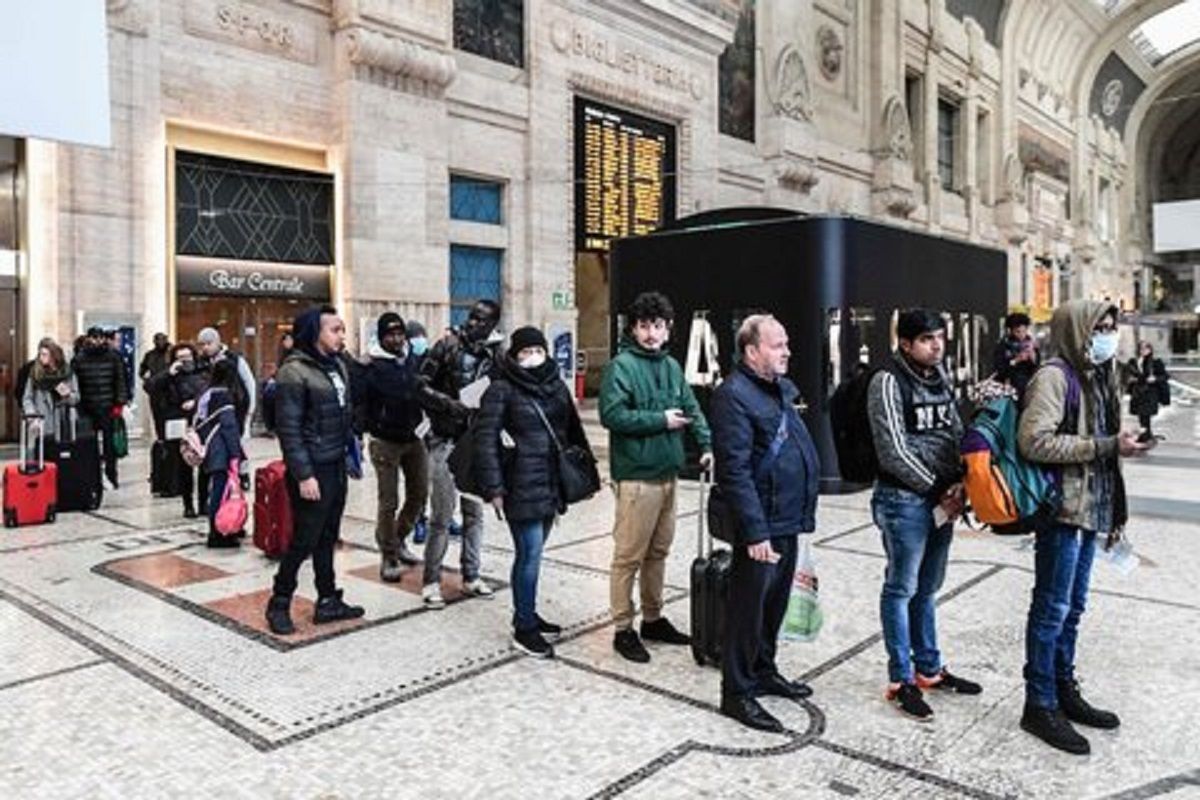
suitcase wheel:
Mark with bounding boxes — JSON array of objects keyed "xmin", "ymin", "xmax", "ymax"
[
  {"xmin": 4, "ymin": 509, "xmax": 15, "ymax": 528},
  {"xmin": 46, "ymin": 506, "xmax": 56, "ymax": 523},
  {"xmin": 693, "ymin": 652, "xmax": 706, "ymax": 667}
]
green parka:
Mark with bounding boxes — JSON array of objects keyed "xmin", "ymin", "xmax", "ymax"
[{"xmin": 599, "ymin": 336, "xmax": 711, "ymax": 481}]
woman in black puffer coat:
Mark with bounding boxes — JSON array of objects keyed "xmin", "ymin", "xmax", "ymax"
[
  {"xmin": 474, "ymin": 327, "xmax": 593, "ymax": 659},
  {"xmin": 146, "ymin": 343, "xmax": 209, "ymax": 518}
]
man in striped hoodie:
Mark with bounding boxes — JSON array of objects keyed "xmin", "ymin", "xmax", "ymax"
[{"xmin": 867, "ymin": 308, "xmax": 981, "ymax": 721}]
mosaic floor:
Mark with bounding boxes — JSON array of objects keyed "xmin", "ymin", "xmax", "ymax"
[{"xmin": 1, "ymin": 405, "xmax": 1198, "ymax": 799}]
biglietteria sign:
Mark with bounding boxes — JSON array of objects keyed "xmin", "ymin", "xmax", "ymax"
[{"xmin": 176, "ymin": 256, "xmax": 331, "ymax": 300}]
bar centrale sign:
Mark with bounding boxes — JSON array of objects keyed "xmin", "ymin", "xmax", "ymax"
[{"xmin": 177, "ymin": 257, "xmax": 331, "ymax": 300}]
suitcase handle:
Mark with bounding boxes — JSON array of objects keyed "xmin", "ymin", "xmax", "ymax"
[
  {"xmin": 20, "ymin": 414, "xmax": 46, "ymax": 473},
  {"xmin": 697, "ymin": 467, "xmax": 712, "ymax": 558}
]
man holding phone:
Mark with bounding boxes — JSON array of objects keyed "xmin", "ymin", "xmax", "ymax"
[{"xmin": 600, "ymin": 292, "xmax": 712, "ymax": 664}]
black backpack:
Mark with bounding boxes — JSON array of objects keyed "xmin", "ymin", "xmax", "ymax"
[{"xmin": 828, "ymin": 363, "xmax": 913, "ymax": 483}]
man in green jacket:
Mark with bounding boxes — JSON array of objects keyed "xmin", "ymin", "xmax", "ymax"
[{"xmin": 600, "ymin": 292, "xmax": 713, "ymax": 663}]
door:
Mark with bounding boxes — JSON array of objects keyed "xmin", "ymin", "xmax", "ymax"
[{"xmin": 0, "ymin": 287, "xmax": 20, "ymax": 441}]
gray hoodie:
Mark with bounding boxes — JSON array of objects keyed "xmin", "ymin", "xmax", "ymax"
[{"xmin": 867, "ymin": 352, "xmax": 964, "ymax": 496}]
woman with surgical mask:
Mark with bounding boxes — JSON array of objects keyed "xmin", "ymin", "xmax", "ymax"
[{"xmin": 472, "ymin": 326, "xmax": 594, "ymax": 659}]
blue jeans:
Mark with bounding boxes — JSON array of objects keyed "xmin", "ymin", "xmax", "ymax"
[
  {"xmin": 509, "ymin": 517, "xmax": 554, "ymax": 633},
  {"xmin": 872, "ymin": 485, "xmax": 953, "ymax": 684},
  {"xmin": 1024, "ymin": 524, "xmax": 1097, "ymax": 709}
]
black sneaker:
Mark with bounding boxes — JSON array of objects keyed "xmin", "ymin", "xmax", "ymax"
[
  {"xmin": 265, "ymin": 595, "xmax": 295, "ymax": 635},
  {"xmin": 887, "ymin": 683, "xmax": 933, "ymax": 721},
  {"xmin": 512, "ymin": 628, "xmax": 554, "ymax": 659},
  {"xmin": 641, "ymin": 617, "xmax": 691, "ymax": 645},
  {"xmin": 1058, "ymin": 680, "xmax": 1120, "ymax": 729},
  {"xmin": 1020, "ymin": 705, "xmax": 1090, "ymax": 755},
  {"xmin": 536, "ymin": 615, "xmax": 563, "ymax": 639},
  {"xmin": 613, "ymin": 629, "xmax": 651, "ymax": 663},
  {"xmin": 313, "ymin": 590, "xmax": 365, "ymax": 624},
  {"xmin": 917, "ymin": 668, "xmax": 982, "ymax": 695},
  {"xmin": 206, "ymin": 532, "xmax": 240, "ymax": 549}
]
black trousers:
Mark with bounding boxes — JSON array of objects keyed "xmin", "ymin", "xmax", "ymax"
[
  {"xmin": 272, "ymin": 462, "xmax": 347, "ymax": 599},
  {"xmin": 85, "ymin": 413, "xmax": 119, "ymax": 483},
  {"xmin": 722, "ymin": 535, "xmax": 799, "ymax": 699}
]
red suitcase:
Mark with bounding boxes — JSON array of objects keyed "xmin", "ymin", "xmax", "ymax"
[
  {"xmin": 4, "ymin": 416, "xmax": 59, "ymax": 528},
  {"xmin": 253, "ymin": 460, "xmax": 294, "ymax": 558}
]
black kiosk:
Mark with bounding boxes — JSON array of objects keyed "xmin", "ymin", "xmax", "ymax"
[{"xmin": 609, "ymin": 211, "xmax": 1008, "ymax": 491}]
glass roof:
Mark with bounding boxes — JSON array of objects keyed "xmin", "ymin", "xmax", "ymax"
[{"xmin": 1133, "ymin": 0, "xmax": 1200, "ymax": 65}]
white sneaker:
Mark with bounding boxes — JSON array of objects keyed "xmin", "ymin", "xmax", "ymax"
[
  {"xmin": 462, "ymin": 578, "xmax": 494, "ymax": 599},
  {"xmin": 421, "ymin": 583, "xmax": 445, "ymax": 610}
]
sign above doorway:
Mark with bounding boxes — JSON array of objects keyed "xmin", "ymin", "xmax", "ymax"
[{"xmin": 177, "ymin": 256, "xmax": 331, "ymax": 301}]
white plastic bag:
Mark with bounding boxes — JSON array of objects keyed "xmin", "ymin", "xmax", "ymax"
[{"xmin": 780, "ymin": 538, "xmax": 823, "ymax": 642}]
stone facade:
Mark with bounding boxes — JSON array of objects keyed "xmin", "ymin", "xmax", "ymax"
[{"xmin": 20, "ymin": 0, "xmax": 1140, "ymax": 376}]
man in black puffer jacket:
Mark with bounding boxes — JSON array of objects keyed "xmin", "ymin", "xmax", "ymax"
[
  {"xmin": 73, "ymin": 326, "xmax": 129, "ymax": 488},
  {"xmin": 265, "ymin": 305, "xmax": 364, "ymax": 636},
  {"xmin": 357, "ymin": 312, "xmax": 429, "ymax": 581}
]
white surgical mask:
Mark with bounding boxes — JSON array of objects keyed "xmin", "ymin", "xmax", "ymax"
[
  {"xmin": 1088, "ymin": 331, "xmax": 1119, "ymax": 364},
  {"xmin": 518, "ymin": 353, "xmax": 547, "ymax": 369},
  {"xmin": 409, "ymin": 337, "xmax": 428, "ymax": 356}
]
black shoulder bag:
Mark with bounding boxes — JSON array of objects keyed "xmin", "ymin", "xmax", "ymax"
[{"xmin": 526, "ymin": 398, "xmax": 601, "ymax": 505}]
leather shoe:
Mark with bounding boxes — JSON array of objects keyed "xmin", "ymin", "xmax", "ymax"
[
  {"xmin": 720, "ymin": 695, "xmax": 784, "ymax": 733},
  {"xmin": 756, "ymin": 673, "xmax": 813, "ymax": 701}
]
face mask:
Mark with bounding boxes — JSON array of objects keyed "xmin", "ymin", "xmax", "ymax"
[
  {"xmin": 1088, "ymin": 331, "xmax": 1119, "ymax": 364},
  {"xmin": 409, "ymin": 337, "xmax": 428, "ymax": 357},
  {"xmin": 518, "ymin": 353, "xmax": 547, "ymax": 369}
]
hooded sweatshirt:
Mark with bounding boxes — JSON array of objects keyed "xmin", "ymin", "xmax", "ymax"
[
  {"xmin": 866, "ymin": 352, "xmax": 965, "ymax": 497},
  {"xmin": 598, "ymin": 334, "xmax": 712, "ymax": 482},
  {"xmin": 1017, "ymin": 299, "xmax": 1126, "ymax": 533}
]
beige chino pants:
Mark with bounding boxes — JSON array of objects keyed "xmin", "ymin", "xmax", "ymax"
[{"xmin": 610, "ymin": 478, "xmax": 677, "ymax": 631}]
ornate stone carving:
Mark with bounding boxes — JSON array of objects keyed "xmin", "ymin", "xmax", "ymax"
[
  {"xmin": 881, "ymin": 96, "xmax": 912, "ymax": 162},
  {"xmin": 345, "ymin": 27, "xmax": 457, "ymax": 89},
  {"xmin": 775, "ymin": 157, "xmax": 820, "ymax": 193},
  {"xmin": 107, "ymin": 0, "xmax": 146, "ymax": 34},
  {"xmin": 1101, "ymin": 79, "xmax": 1123, "ymax": 118},
  {"xmin": 965, "ymin": 18, "xmax": 983, "ymax": 79},
  {"xmin": 770, "ymin": 45, "xmax": 813, "ymax": 122},
  {"xmin": 817, "ymin": 26, "xmax": 843, "ymax": 81},
  {"xmin": 1002, "ymin": 153, "xmax": 1025, "ymax": 203},
  {"xmin": 928, "ymin": 0, "xmax": 945, "ymax": 53},
  {"xmin": 874, "ymin": 186, "xmax": 917, "ymax": 218}
]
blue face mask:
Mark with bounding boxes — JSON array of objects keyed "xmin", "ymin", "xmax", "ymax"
[
  {"xmin": 409, "ymin": 336, "xmax": 429, "ymax": 357},
  {"xmin": 1088, "ymin": 331, "xmax": 1119, "ymax": 364}
]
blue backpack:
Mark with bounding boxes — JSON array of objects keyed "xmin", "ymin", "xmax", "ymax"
[{"xmin": 960, "ymin": 360, "xmax": 1080, "ymax": 535}]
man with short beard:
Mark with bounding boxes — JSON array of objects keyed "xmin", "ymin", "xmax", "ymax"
[
  {"xmin": 600, "ymin": 291, "xmax": 711, "ymax": 663},
  {"xmin": 417, "ymin": 300, "xmax": 503, "ymax": 609}
]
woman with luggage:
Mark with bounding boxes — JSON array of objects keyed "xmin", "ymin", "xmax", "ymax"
[
  {"xmin": 21, "ymin": 338, "xmax": 79, "ymax": 446},
  {"xmin": 1127, "ymin": 342, "xmax": 1169, "ymax": 443},
  {"xmin": 194, "ymin": 359, "xmax": 246, "ymax": 548},
  {"xmin": 473, "ymin": 327, "xmax": 595, "ymax": 659},
  {"xmin": 147, "ymin": 343, "xmax": 209, "ymax": 518}
]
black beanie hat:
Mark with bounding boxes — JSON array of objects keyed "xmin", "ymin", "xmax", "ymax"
[
  {"xmin": 508, "ymin": 326, "xmax": 548, "ymax": 358},
  {"xmin": 896, "ymin": 308, "xmax": 946, "ymax": 341},
  {"xmin": 377, "ymin": 311, "xmax": 406, "ymax": 341}
]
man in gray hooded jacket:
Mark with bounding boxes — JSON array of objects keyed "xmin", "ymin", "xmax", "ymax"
[{"xmin": 1016, "ymin": 299, "xmax": 1149, "ymax": 755}]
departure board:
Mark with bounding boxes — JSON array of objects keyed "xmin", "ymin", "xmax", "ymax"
[{"xmin": 574, "ymin": 98, "xmax": 677, "ymax": 252}]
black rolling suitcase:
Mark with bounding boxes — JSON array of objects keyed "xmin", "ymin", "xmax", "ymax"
[
  {"xmin": 690, "ymin": 470, "xmax": 732, "ymax": 667},
  {"xmin": 46, "ymin": 408, "xmax": 104, "ymax": 512},
  {"xmin": 150, "ymin": 439, "xmax": 180, "ymax": 497}
]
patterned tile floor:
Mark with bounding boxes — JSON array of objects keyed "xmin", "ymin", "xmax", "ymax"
[{"xmin": 1, "ymin": 405, "xmax": 1198, "ymax": 799}]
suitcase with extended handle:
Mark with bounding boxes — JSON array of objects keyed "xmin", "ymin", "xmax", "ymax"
[
  {"xmin": 3, "ymin": 415, "xmax": 59, "ymax": 528},
  {"xmin": 690, "ymin": 469, "xmax": 732, "ymax": 667}
]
